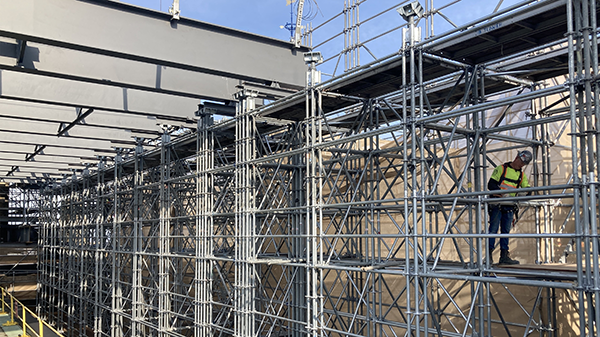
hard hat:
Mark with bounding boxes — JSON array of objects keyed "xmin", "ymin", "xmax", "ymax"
[{"xmin": 518, "ymin": 150, "xmax": 532, "ymax": 164}]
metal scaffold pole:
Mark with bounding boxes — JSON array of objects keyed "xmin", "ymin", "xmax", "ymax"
[
  {"xmin": 159, "ymin": 132, "xmax": 171, "ymax": 337},
  {"xmin": 131, "ymin": 143, "xmax": 143, "ymax": 337},
  {"xmin": 111, "ymin": 153, "xmax": 124, "ymax": 337},
  {"xmin": 305, "ymin": 51, "xmax": 324, "ymax": 337},
  {"xmin": 196, "ymin": 107, "xmax": 214, "ymax": 337},
  {"xmin": 94, "ymin": 158, "xmax": 106, "ymax": 337},
  {"xmin": 234, "ymin": 88, "xmax": 258, "ymax": 337}
]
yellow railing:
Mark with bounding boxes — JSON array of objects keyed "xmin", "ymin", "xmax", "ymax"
[{"xmin": 0, "ymin": 287, "xmax": 64, "ymax": 337}]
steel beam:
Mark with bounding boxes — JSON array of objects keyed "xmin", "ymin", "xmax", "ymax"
[
  {"xmin": 0, "ymin": 117, "xmax": 135, "ymax": 142},
  {"xmin": 0, "ymin": 101, "xmax": 163, "ymax": 133},
  {"xmin": 0, "ymin": 176, "xmax": 54, "ymax": 183},
  {"xmin": 4, "ymin": 171, "xmax": 66, "ymax": 179},
  {"xmin": 0, "ymin": 0, "xmax": 308, "ymax": 105},
  {"xmin": 0, "ymin": 45, "xmax": 242, "ymax": 103},
  {"xmin": 0, "ymin": 130, "xmax": 116, "ymax": 151},
  {"xmin": 0, "ymin": 165, "xmax": 71, "ymax": 175},
  {"xmin": 0, "ymin": 143, "xmax": 113, "ymax": 159},
  {"xmin": 0, "ymin": 153, "xmax": 84, "ymax": 165},
  {"xmin": 0, "ymin": 69, "xmax": 202, "ymax": 119},
  {"xmin": 57, "ymin": 108, "xmax": 96, "ymax": 137},
  {"xmin": 0, "ymin": 159, "xmax": 83, "ymax": 171}
]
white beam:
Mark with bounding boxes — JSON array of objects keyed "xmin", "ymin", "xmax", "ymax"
[
  {"xmin": 0, "ymin": 117, "xmax": 135, "ymax": 143},
  {"xmin": 0, "ymin": 176, "xmax": 55, "ymax": 184},
  {"xmin": 0, "ymin": 130, "xmax": 116, "ymax": 151},
  {"xmin": 0, "ymin": 0, "xmax": 307, "ymax": 103},
  {"xmin": 0, "ymin": 159, "xmax": 83, "ymax": 170},
  {"xmin": 0, "ymin": 153, "xmax": 83, "ymax": 165},
  {"xmin": 0, "ymin": 69, "xmax": 201, "ymax": 119},
  {"xmin": 0, "ymin": 165, "xmax": 71, "ymax": 175},
  {"xmin": 3, "ymin": 171, "xmax": 66, "ymax": 179},
  {"xmin": 0, "ymin": 100, "xmax": 162, "ymax": 133},
  {"xmin": 0, "ymin": 143, "xmax": 114, "ymax": 159}
]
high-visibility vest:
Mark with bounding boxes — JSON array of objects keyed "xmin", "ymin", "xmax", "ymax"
[{"xmin": 498, "ymin": 162, "xmax": 524, "ymax": 193}]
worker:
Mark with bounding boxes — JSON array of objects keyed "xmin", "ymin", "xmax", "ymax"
[{"xmin": 488, "ymin": 150, "xmax": 532, "ymax": 265}]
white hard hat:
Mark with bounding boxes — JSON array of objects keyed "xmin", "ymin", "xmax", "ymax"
[{"xmin": 518, "ymin": 150, "xmax": 532, "ymax": 164}]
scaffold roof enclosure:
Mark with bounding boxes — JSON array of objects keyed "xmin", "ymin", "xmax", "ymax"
[{"xmin": 0, "ymin": 0, "xmax": 599, "ymax": 336}]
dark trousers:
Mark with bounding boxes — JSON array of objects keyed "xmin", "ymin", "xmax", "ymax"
[{"xmin": 488, "ymin": 205, "xmax": 514, "ymax": 251}]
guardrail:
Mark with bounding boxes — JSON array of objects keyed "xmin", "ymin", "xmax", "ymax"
[{"xmin": 0, "ymin": 286, "xmax": 64, "ymax": 337}]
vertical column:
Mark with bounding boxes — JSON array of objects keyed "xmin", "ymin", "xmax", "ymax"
[
  {"xmin": 55, "ymin": 178, "xmax": 67, "ymax": 331},
  {"xmin": 111, "ymin": 154, "xmax": 124, "ymax": 337},
  {"xmin": 400, "ymin": 37, "xmax": 412, "ymax": 337},
  {"xmin": 476, "ymin": 64, "xmax": 498, "ymax": 337},
  {"xmin": 132, "ymin": 144, "xmax": 144, "ymax": 337},
  {"xmin": 402, "ymin": 10, "xmax": 422, "ymax": 336},
  {"xmin": 417, "ymin": 41, "xmax": 431, "ymax": 337},
  {"xmin": 196, "ymin": 111, "xmax": 214, "ymax": 337},
  {"xmin": 234, "ymin": 89, "xmax": 257, "ymax": 337},
  {"xmin": 80, "ymin": 169, "xmax": 90, "ymax": 337},
  {"xmin": 579, "ymin": 0, "xmax": 600, "ymax": 333},
  {"xmin": 37, "ymin": 182, "xmax": 56, "ymax": 324},
  {"xmin": 567, "ymin": 0, "xmax": 600, "ymax": 335},
  {"xmin": 159, "ymin": 133, "xmax": 172, "ymax": 337},
  {"xmin": 532, "ymin": 86, "xmax": 553, "ymax": 264},
  {"xmin": 592, "ymin": 4, "xmax": 600, "ymax": 271},
  {"xmin": 67, "ymin": 173, "xmax": 76, "ymax": 334},
  {"xmin": 364, "ymin": 98, "xmax": 380, "ymax": 337},
  {"xmin": 291, "ymin": 122, "xmax": 306, "ymax": 337},
  {"xmin": 344, "ymin": 0, "xmax": 360, "ymax": 72},
  {"xmin": 36, "ymin": 187, "xmax": 45, "ymax": 319},
  {"xmin": 94, "ymin": 159, "xmax": 105, "ymax": 337},
  {"xmin": 571, "ymin": 3, "xmax": 595, "ymax": 331},
  {"xmin": 474, "ymin": 65, "xmax": 490, "ymax": 337},
  {"xmin": 304, "ymin": 51, "xmax": 323, "ymax": 337},
  {"xmin": 49, "ymin": 185, "xmax": 55, "ymax": 323}
]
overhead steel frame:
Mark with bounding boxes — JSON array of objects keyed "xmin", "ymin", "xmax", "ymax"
[
  {"xmin": 36, "ymin": 1, "xmax": 600, "ymax": 337},
  {"xmin": 0, "ymin": 0, "xmax": 309, "ymax": 180}
]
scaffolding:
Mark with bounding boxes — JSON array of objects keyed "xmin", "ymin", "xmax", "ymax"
[
  {"xmin": 3, "ymin": 184, "xmax": 40, "ymax": 242},
  {"xmin": 36, "ymin": 0, "xmax": 600, "ymax": 336}
]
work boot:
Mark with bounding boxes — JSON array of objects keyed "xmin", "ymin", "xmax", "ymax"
[
  {"xmin": 488, "ymin": 247, "xmax": 495, "ymax": 264},
  {"xmin": 499, "ymin": 249, "xmax": 520, "ymax": 265}
]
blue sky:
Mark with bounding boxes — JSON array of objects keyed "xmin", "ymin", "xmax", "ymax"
[
  {"xmin": 122, "ymin": 0, "xmax": 324, "ymax": 40},
  {"xmin": 120, "ymin": 1, "xmax": 524, "ymax": 39},
  {"xmin": 121, "ymin": 0, "xmax": 524, "ymax": 77}
]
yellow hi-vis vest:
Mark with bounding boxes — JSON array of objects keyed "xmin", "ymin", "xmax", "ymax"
[{"xmin": 490, "ymin": 162, "xmax": 530, "ymax": 197}]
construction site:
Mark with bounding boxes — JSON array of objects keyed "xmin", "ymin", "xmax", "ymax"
[{"xmin": 0, "ymin": 0, "xmax": 599, "ymax": 336}]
